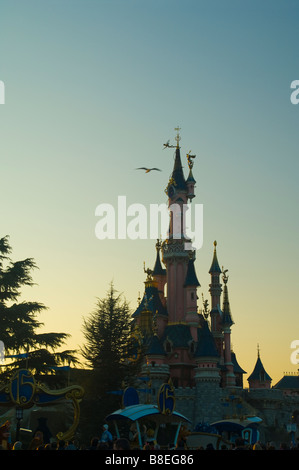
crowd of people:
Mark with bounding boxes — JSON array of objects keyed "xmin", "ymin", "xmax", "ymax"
[
  {"xmin": 0, "ymin": 420, "xmax": 298, "ymax": 450},
  {"xmin": 4, "ymin": 437, "xmax": 299, "ymax": 451}
]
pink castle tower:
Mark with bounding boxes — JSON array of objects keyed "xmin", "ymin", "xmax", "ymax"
[
  {"xmin": 132, "ymin": 129, "xmax": 245, "ymax": 394},
  {"xmin": 161, "ymin": 127, "xmax": 195, "ymax": 325}
]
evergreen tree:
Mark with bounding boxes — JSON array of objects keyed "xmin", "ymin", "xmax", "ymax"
[
  {"xmin": 0, "ymin": 235, "xmax": 77, "ymax": 381},
  {"xmin": 80, "ymin": 283, "xmax": 141, "ymax": 416}
]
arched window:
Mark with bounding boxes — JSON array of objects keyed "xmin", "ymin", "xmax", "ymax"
[
  {"xmin": 189, "ymin": 340, "xmax": 195, "ymax": 354},
  {"xmin": 164, "ymin": 338, "xmax": 172, "ymax": 354}
]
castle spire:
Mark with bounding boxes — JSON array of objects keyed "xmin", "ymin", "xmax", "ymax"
[
  {"xmin": 222, "ymin": 268, "xmax": 234, "ymax": 327},
  {"xmin": 162, "ymin": 129, "xmax": 191, "ymax": 325},
  {"xmin": 221, "ymin": 268, "xmax": 235, "ymax": 387},
  {"xmin": 170, "ymin": 127, "xmax": 187, "ymax": 193},
  {"xmin": 186, "ymin": 151, "xmax": 196, "ymax": 202},
  {"xmin": 248, "ymin": 348, "xmax": 272, "ymax": 389},
  {"xmin": 209, "ymin": 241, "xmax": 221, "ymax": 274},
  {"xmin": 184, "ymin": 254, "xmax": 200, "ymax": 287},
  {"xmin": 209, "ymin": 241, "xmax": 223, "ymax": 357},
  {"xmin": 209, "ymin": 241, "xmax": 222, "ymax": 312}
]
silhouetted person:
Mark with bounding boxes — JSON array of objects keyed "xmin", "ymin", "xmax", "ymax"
[{"xmin": 113, "ymin": 438, "xmax": 130, "ymax": 450}]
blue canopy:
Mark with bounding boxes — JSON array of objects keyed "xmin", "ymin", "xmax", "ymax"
[
  {"xmin": 106, "ymin": 404, "xmax": 191, "ymax": 424},
  {"xmin": 211, "ymin": 416, "xmax": 262, "ymax": 433}
]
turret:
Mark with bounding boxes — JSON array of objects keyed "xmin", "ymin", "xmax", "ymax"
[
  {"xmin": 221, "ymin": 269, "xmax": 235, "ymax": 387},
  {"xmin": 248, "ymin": 346, "xmax": 272, "ymax": 389},
  {"xmin": 184, "ymin": 252, "xmax": 200, "ymax": 341},
  {"xmin": 132, "ymin": 265, "xmax": 167, "ymax": 338},
  {"xmin": 186, "ymin": 150, "xmax": 196, "ymax": 201},
  {"xmin": 186, "ymin": 169, "xmax": 196, "ymax": 201},
  {"xmin": 208, "ymin": 241, "xmax": 223, "ymax": 356},
  {"xmin": 162, "ymin": 128, "xmax": 190, "ymax": 324}
]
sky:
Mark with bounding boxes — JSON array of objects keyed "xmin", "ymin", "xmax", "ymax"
[{"xmin": 0, "ymin": 0, "xmax": 299, "ymax": 386}]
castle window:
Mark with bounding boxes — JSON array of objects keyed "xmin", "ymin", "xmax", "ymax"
[{"xmin": 164, "ymin": 339, "xmax": 172, "ymax": 353}]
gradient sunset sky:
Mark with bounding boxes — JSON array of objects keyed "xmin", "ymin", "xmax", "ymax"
[{"xmin": 1, "ymin": 0, "xmax": 299, "ymax": 385}]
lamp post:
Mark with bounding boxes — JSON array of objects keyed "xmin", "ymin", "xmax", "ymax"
[{"xmin": 15, "ymin": 407, "xmax": 23, "ymax": 441}]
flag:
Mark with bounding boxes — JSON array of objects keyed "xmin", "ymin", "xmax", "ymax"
[
  {"xmin": 47, "ymin": 365, "xmax": 70, "ymax": 371},
  {"xmin": 6, "ymin": 353, "xmax": 29, "ymax": 359}
]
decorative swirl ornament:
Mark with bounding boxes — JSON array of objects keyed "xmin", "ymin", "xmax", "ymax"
[{"xmin": 1, "ymin": 368, "xmax": 84, "ymax": 442}]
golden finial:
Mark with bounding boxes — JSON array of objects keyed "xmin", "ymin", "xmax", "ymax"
[
  {"xmin": 186, "ymin": 151, "xmax": 196, "ymax": 169},
  {"xmin": 144, "ymin": 261, "xmax": 153, "ymax": 280},
  {"xmin": 202, "ymin": 293, "xmax": 209, "ymax": 320},
  {"xmin": 222, "ymin": 266, "xmax": 229, "ymax": 284},
  {"xmin": 164, "ymin": 176, "xmax": 176, "ymax": 195},
  {"xmin": 174, "ymin": 126, "xmax": 181, "ymax": 148},
  {"xmin": 214, "ymin": 240, "xmax": 217, "ymax": 247}
]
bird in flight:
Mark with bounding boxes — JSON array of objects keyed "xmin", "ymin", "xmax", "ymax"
[{"xmin": 136, "ymin": 167, "xmax": 162, "ymax": 173}]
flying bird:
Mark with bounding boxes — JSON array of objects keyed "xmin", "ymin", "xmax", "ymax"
[{"xmin": 136, "ymin": 167, "xmax": 162, "ymax": 173}]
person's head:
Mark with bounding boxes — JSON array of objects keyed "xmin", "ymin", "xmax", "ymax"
[
  {"xmin": 103, "ymin": 424, "xmax": 109, "ymax": 430},
  {"xmin": 90, "ymin": 437, "xmax": 99, "ymax": 447},
  {"xmin": 113, "ymin": 438, "xmax": 130, "ymax": 450},
  {"xmin": 35, "ymin": 431, "xmax": 43, "ymax": 441}
]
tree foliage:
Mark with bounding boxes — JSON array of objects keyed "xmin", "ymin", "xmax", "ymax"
[
  {"xmin": 80, "ymin": 283, "xmax": 141, "ymax": 405},
  {"xmin": 0, "ymin": 235, "xmax": 78, "ymax": 381}
]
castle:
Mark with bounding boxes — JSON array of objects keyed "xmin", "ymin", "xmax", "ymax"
[{"xmin": 130, "ymin": 129, "xmax": 299, "ymax": 443}]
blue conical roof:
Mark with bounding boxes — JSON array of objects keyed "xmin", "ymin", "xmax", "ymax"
[
  {"xmin": 194, "ymin": 320, "xmax": 219, "ymax": 359},
  {"xmin": 184, "ymin": 257, "xmax": 200, "ymax": 287},
  {"xmin": 209, "ymin": 242, "xmax": 222, "ymax": 274},
  {"xmin": 133, "ymin": 283, "xmax": 167, "ymax": 318},
  {"xmin": 153, "ymin": 246, "xmax": 166, "ymax": 276},
  {"xmin": 172, "ymin": 147, "xmax": 187, "ymax": 191},
  {"xmin": 248, "ymin": 355, "xmax": 272, "ymax": 382},
  {"xmin": 146, "ymin": 334, "xmax": 166, "ymax": 356}
]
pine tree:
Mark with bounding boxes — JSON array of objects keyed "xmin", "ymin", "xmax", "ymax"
[
  {"xmin": 0, "ymin": 235, "xmax": 77, "ymax": 381},
  {"xmin": 80, "ymin": 283, "xmax": 141, "ymax": 409}
]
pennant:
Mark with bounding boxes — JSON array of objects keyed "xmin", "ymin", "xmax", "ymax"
[
  {"xmin": 47, "ymin": 366, "xmax": 70, "ymax": 371},
  {"xmin": 6, "ymin": 353, "xmax": 29, "ymax": 359}
]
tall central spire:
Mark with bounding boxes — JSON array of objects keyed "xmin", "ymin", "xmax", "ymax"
[
  {"xmin": 174, "ymin": 126, "xmax": 181, "ymax": 148},
  {"xmin": 171, "ymin": 127, "xmax": 187, "ymax": 192}
]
